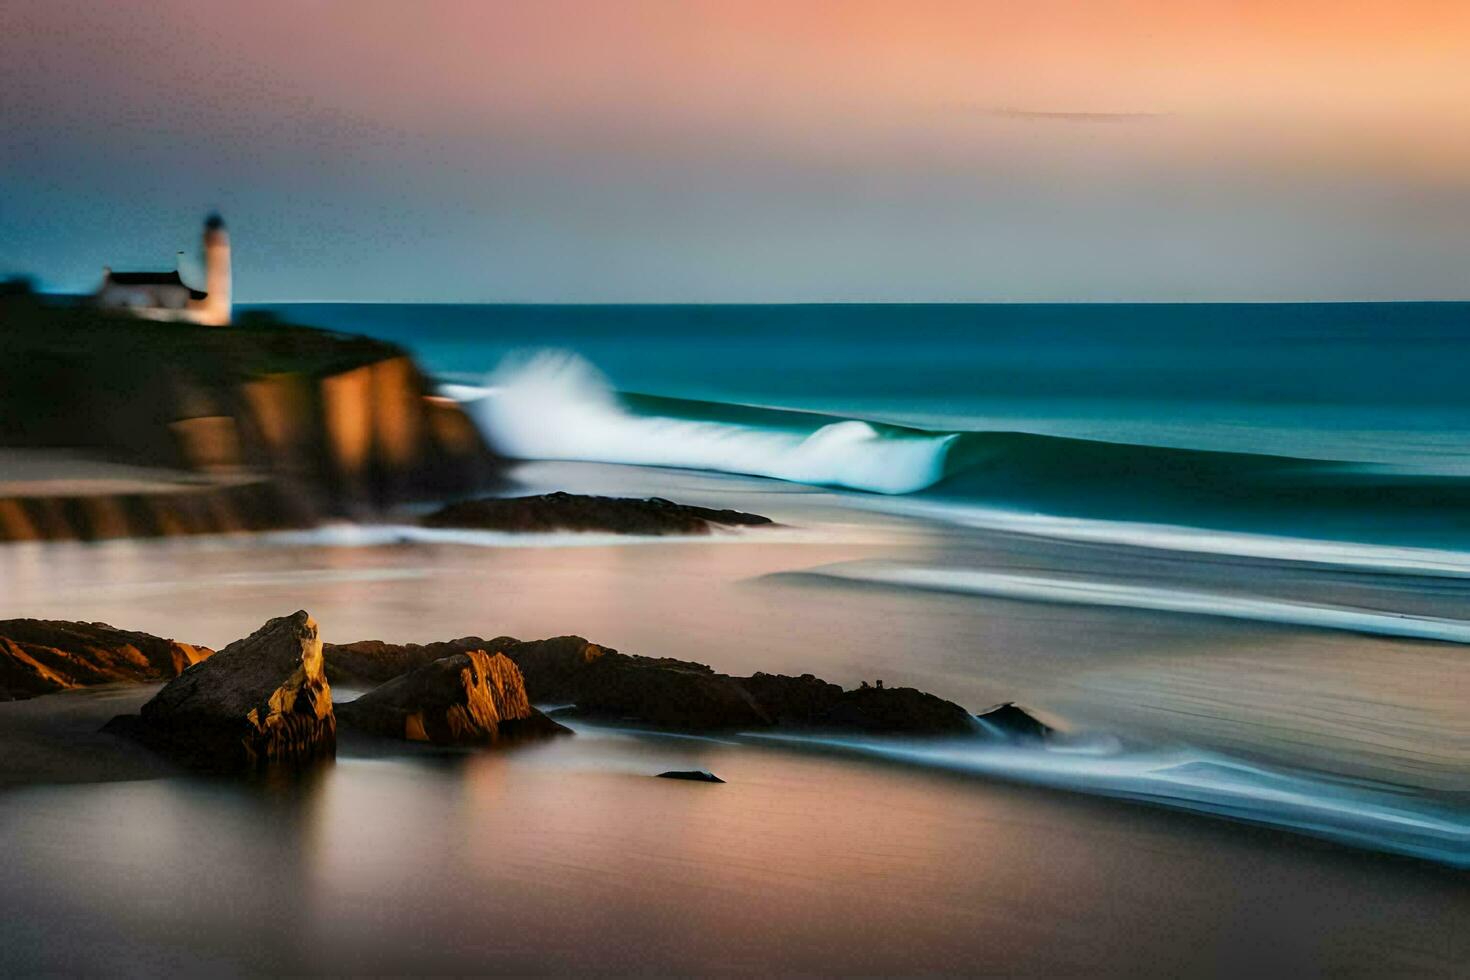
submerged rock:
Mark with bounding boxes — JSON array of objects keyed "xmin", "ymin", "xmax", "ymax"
[
  {"xmin": 105, "ymin": 610, "xmax": 335, "ymax": 771},
  {"xmin": 337, "ymin": 650, "xmax": 570, "ymax": 745},
  {"xmin": 657, "ymin": 770, "xmax": 724, "ymax": 783},
  {"xmin": 0, "ymin": 619, "xmax": 213, "ymax": 701},
  {"xmin": 420, "ymin": 491, "xmax": 773, "ymax": 536}
]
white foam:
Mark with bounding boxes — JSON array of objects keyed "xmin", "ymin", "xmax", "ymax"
[
  {"xmin": 851, "ymin": 497, "xmax": 1470, "ymax": 578},
  {"xmin": 742, "ymin": 733, "xmax": 1469, "ymax": 867},
  {"xmin": 809, "ymin": 560, "xmax": 1470, "ymax": 643},
  {"xmin": 454, "ymin": 351, "xmax": 957, "ymax": 495}
]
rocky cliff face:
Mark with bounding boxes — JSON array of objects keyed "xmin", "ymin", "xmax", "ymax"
[
  {"xmin": 107, "ymin": 611, "xmax": 335, "ymax": 770},
  {"xmin": 0, "ymin": 619, "xmax": 213, "ymax": 700},
  {"xmin": 337, "ymin": 650, "xmax": 569, "ymax": 745},
  {"xmin": 0, "ymin": 480, "xmax": 309, "ymax": 542},
  {"xmin": 0, "ymin": 298, "xmax": 501, "ymax": 540}
]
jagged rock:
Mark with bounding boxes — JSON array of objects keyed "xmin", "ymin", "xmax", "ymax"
[
  {"xmin": 104, "ymin": 611, "xmax": 334, "ymax": 770},
  {"xmin": 420, "ymin": 492, "xmax": 773, "ymax": 536},
  {"xmin": 336, "ymin": 650, "xmax": 570, "ymax": 745},
  {"xmin": 324, "ymin": 635, "xmax": 502, "ymax": 687},
  {"xmin": 0, "ymin": 619, "xmax": 213, "ymax": 701},
  {"xmin": 657, "ymin": 770, "xmax": 724, "ymax": 783},
  {"xmin": 974, "ymin": 702, "xmax": 1054, "ymax": 741}
]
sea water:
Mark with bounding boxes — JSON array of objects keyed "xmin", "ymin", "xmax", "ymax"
[{"xmin": 264, "ymin": 301, "xmax": 1470, "ymax": 547}]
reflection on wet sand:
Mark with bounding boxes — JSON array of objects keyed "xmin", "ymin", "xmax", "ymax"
[{"xmin": 1, "ymin": 729, "xmax": 1466, "ymax": 975}]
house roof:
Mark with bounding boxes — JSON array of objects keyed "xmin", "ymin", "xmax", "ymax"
[{"xmin": 105, "ymin": 269, "xmax": 207, "ymax": 300}]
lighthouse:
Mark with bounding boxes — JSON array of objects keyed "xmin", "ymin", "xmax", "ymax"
[
  {"xmin": 93, "ymin": 213, "xmax": 233, "ymax": 326},
  {"xmin": 193, "ymin": 213, "xmax": 232, "ymax": 326}
]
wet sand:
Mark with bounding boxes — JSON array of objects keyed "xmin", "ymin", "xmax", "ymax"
[{"xmin": 0, "ymin": 687, "xmax": 1466, "ymax": 975}]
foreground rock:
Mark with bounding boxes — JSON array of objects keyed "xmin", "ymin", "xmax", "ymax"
[
  {"xmin": 337, "ymin": 650, "xmax": 570, "ymax": 745},
  {"xmin": 326, "ymin": 634, "xmax": 1006, "ymax": 738},
  {"xmin": 421, "ymin": 491, "xmax": 773, "ymax": 536},
  {"xmin": 105, "ymin": 611, "xmax": 335, "ymax": 771},
  {"xmin": 658, "ymin": 770, "xmax": 724, "ymax": 783},
  {"xmin": 0, "ymin": 619, "xmax": 213, "ymax": 701}
]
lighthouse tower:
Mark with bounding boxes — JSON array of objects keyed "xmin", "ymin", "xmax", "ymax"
[{"xmin": 191, "ymin": 213, "xmax": 232, "ymax": 326}]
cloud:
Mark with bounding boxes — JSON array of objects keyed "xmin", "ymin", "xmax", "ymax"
[{"xmin": 981, "ymin": 106, "xmax": 1166, "ymax": 123}]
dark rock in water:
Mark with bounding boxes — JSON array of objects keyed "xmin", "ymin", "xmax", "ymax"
[
  {"xmin": 104, "ymin": 611, "xmax": 335, "ymax": 771},
  {"xmin": 737, "ymin": 672, "xmax": 845, "ymax": 726},
  {"xmin": 421, "ymin": 491, "xmax": 773, "ymax": 536},
  {"xmin": 337, "ymin": 650, "xmax": 570, "ymax": 745},
  {"xmin": 0, "ymin": 619, "xmax": 213, "ymax": 701},
  {"xmin": 327, "ymin": 633, "xmax": 762, "ymax": 731},
  {"xmin": 324, "ymin": 635, "xmax": 503, "ymax": 687},
  {"xmin": 325, "ymin": 633, "xmax": 596, "ymax": 693},
  {"xmin": 812, "ymin": 684, "xmax": 980, "ymax": 736},
  {"xmin": 735, "ymin": 671, "xmax": 979, "ymax": 736},
  {"xmin": 657, "ymin": 770, "xmax": 724, "ymax": 783},
  {"xmin": 326, "ymin": 633, "xmax": 988, "ymax": 738},
  {"xmin": 503, "ymin": 637, "xmax": 768, "ymax": 731},
  {"xmin": 974, "ymin": 702, "xmax": 1054, "ymax": 741}
]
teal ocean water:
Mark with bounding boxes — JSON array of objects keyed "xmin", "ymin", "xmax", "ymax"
[{"xmin": 262, "ymin": 302, "xmax": 1470, "ymax": 550}]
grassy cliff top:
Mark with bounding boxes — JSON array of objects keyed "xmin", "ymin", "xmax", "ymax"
[{"xmin": 0, "ymin": 287, "xmax": 405, "ymax": 383}]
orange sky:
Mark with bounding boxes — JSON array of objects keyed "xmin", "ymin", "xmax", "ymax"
[{"xmin": 4, "ymin": 0, "xmax": 1469, "ymax": 300}]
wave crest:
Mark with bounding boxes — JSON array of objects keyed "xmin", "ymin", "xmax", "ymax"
[{"xmin": 462, "ymin": 350, "xmax": 958, "ymax": 495}]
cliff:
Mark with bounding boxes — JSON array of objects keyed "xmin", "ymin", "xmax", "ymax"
[{"xmin": 0, "ymin": 290, "xmax": 498, "ymax": 539}]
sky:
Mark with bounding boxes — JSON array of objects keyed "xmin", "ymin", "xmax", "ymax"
[{"xmin": 3, "ymin": 0, "xmax": 1469, "ymax": 303}]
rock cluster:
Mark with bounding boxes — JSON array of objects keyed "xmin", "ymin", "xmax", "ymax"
[
  {"xmin": 105, "ymin": 611, "xmax": 335, "ymax": 771},
  {"xmin": 336, "ymin": 649, "xmax": 568, "ymax": 745},
  {"xmin": 420, "ymin": 492, "xmax": 773, "ymax": 536},
  {"xmin": 327, "ymin": 633, "xmax": 1044, "ymax": 739},
  {"xmin": 0, "ymin": 619, "xmax": 213, "ymax": 701},
  {"xmin": 46, "ymin": 614, "xmax": 1050, "ymax": 772}
]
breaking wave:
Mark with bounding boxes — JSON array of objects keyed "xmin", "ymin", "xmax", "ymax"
[
  {"xmin": 453, "ymin": 350, "xmax": 1470, "ymax": 553},
  {"xmin": 454, "ymin": 351, "xmax": 957, "ymax": 495}
]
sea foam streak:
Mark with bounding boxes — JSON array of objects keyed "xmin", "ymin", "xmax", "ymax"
[
  {"xmin": 738, "ymin": 733, "xmax": 1470, "ymax": 867},
  {"xmin": 457, "ymin": 351, "xmax": 957, "ymax": 494},
  {"xmin": 839, "ymin": 498, "xmax": 1470, "ymax": 577},
  {"xmin": 806, "ymin": 560, "xmax": 1470, "ymax": 643}
]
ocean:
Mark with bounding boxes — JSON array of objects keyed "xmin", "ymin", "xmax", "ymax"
[{"xmin": 266, "ymin": 301, "xmax": 1470, "ymax": 548}]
